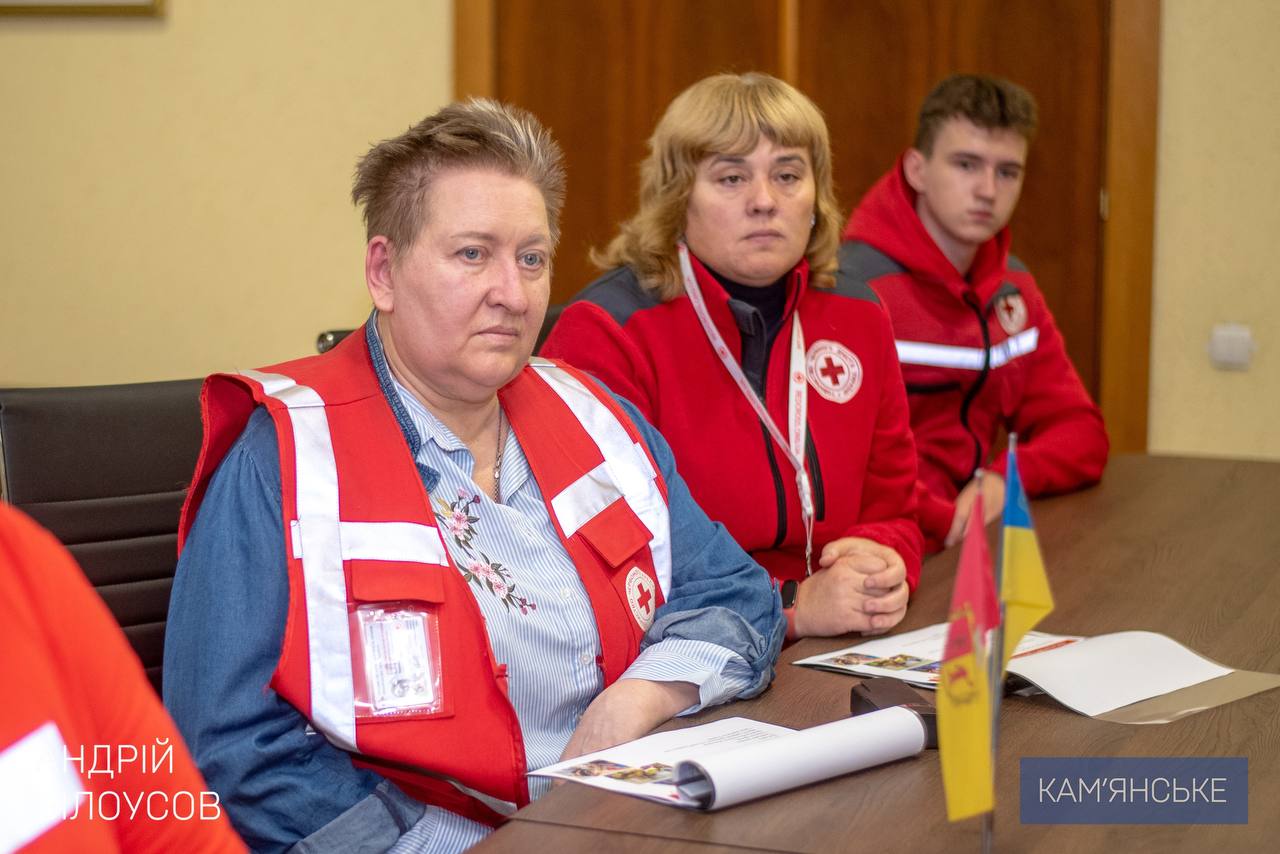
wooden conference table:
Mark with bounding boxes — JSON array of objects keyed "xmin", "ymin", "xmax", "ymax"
[{"xmin": 475, "ymin": 454, "xmax": 1280, "ymax": 853}]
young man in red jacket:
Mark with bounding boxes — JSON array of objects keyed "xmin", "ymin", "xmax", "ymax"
[{"xmin": 841, "ymin": 74, "xmax": 1108, "ymax": 552}]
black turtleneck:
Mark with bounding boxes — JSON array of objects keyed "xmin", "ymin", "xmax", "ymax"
[
  {"xmin": 703, "ymin": 264, "xmax": 790, "ymax": 396},
  {"xmin": 706, "ymin": 266, "xmax": 789, "ymax": 348}
]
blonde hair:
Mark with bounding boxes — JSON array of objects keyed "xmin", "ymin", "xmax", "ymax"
[
  {"xmin": 594, "ymin": 72, "xmax": 842, "ymax": 299},
  {"xmin": 352, "ymin": 99, "xmax": 566, "ymax": 261}
]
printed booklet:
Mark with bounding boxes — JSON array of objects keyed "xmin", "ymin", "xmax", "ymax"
[{"xmin": 531, "ymin": 708, "xmax": 928, "ymax": 810}]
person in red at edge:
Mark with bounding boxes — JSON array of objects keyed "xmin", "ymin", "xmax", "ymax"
[
  {"xmin": 0, "ymin": 503, "xmax": 244, "ymax": 854},
  {"xmin": 840, "ymin": 74, "xmax": 1108, "ymax": 553},
  {"xmin": 542, "ymin": 73, "xmax": 921, "ymax": 639}
]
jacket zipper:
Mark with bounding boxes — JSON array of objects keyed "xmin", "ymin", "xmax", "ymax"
[
  {"xmin": 958, "ymin": 293, "xmax": 992, "ymax": 478},
  {"xmin": 759, "ymin": 422, "xmax": 788, "ymax": 549},
  {"xmin": 804, "ymin": 427, "xmax": 826, "ymax": 522}
]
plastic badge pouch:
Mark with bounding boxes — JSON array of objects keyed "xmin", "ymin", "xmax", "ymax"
[{"xmin": 352, "ymin": 603, "xmax": 444, "ymax": 718}]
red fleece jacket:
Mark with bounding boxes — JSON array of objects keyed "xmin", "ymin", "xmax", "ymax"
[
  {"xmin": 541, "ymin": 253, "xmax": 923, "ymax": 588},
  {"xmin": 841, "ymin": 158, "xmax": 1108, "ymax": 552}
]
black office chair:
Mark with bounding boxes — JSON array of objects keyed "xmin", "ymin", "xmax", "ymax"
[{"xmin": 0, "ymin": 380, "xmax": 204, "ymax": 695}]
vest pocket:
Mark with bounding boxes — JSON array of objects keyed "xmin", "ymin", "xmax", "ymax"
[
  {"xmin": 348, "ymin": 560, "xmax": 451, "ymax": 722},
  {"xmin": 350, "ymin": 559, "xmax": 447, "ymax": 603},
  {"xmin": 574, "ymin": 498, "xmax": 652, "ymax": 568}
]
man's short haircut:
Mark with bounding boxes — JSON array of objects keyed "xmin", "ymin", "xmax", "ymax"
[
  {"xmin": 594, "ymin": 72, "xmax": 843, "ymax": 299},
  {"xmin": 914, "ymin": 74, "xmax": 1039, "ymax": 155},
  {"xmin": 352, "ymin": 99, "xmax": 566, "ymax": 260}
]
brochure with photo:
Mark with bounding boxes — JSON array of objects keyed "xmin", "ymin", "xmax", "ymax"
[
  {"xmin": 795, "ymin": 624, "xmax": 1078, "ymax": 688},
  {"xmin": 795, "ymin": 623, "xmax": 1238, "ymax": 718},
  {"xmin": 531, "ymin": 708, "xmax": 928, "ymax": 810}
]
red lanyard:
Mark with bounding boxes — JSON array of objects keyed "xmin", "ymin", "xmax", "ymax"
[{"xmin": 678, "ymin": 245, "xmax": 815, "ymax": 575}]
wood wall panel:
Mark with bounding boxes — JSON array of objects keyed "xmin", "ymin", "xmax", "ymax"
[
  {"xmin": 798, "ymin": 0, "xmax": 1107, "ymax": 395},
  {"xmin": 454, "ymin": 0, "xmax": 496, "ymax": 99},
  {"xmin": 797, "ymin": 1, "xmax": 944, "ymax": 207},
  {"xmin": 491, "ymin": 0, "xmax": 781, "ymax": 304},
  {"xmin": 1099, "ymin": 0, "xmax": 1159, "ymax": 452}
]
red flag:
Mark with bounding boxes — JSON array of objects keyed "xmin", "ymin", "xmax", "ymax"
[{"xmin": 943, "ymin": 493, "xmax": 999, "ymax": 658}]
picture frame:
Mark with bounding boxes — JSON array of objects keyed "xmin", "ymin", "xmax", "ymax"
[{"xmin": 0, "ymin": 1, "xmax": 162, "ymax": 15}]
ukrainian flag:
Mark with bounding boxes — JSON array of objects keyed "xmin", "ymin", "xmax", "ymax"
[{"xmin": 1000, "ymin": 446, "xmax": 1054, "ymax": 672}]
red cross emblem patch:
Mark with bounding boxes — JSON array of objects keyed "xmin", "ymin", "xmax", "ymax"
[
  {"xmin": 805, "ymin": 340, "xmax": 862, "ymax": 403},
  {"xmin": 995, "ymin": 292, "xmax": 1028, "ymax": 335},
  {"xmin": 625, "ymin": 566, "xmax": 656, "ymax": 630}
]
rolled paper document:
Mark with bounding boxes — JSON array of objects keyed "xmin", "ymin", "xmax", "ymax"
[{"xmin": 673, "ymin": 706, "xmax": 927, "ymax": 810}]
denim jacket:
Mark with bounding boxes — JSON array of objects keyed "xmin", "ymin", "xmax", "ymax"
[{"xmin": 163, "ymin": 318, "xmax": 785, "ymax": 852}]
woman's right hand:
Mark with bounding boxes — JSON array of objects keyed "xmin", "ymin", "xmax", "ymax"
[{"xmin": 792, "ymin": 542, "xmax": 909, "ymax": 637}]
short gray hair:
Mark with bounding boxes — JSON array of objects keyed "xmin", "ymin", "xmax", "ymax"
[{"xmin": 352, "ymin": 99, "xmax": 567, "ymax": 259}]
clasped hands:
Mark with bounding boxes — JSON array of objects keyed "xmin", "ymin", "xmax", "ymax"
[{"xmin": 792, "ymin": 537, "xmax": 909, "ymax": 637}]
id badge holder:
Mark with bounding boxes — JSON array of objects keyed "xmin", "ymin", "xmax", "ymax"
[{"xmin": 350, "ymin": 602, "xmax": 446, "ymax": 719}]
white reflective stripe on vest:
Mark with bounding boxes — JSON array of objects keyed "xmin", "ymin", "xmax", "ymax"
[
  {"xmin": 342, "ymin": 522, "xmax": 448, "ymax": 564},
  {"xmin": 551, "ymin": 446, "xmax": 657, "ymax": 538},
  {"xmin": 288, "ymin": 521, "xmax": 448, "ymax": 564},
  {"xmin": 0, "ymin": 722, "xmax": 84, "ymax": 853},
  {"xmin": 551, "ymin": 459, "xmax": 624, "ymax": 538},
  {"xmin": 243, "ymin": 369, "xmax": 358, "ymax": 752},
  {"xmin": 529, "ymin": 360, "xmax": 672, "ymax": 598},
  {"xmin": 895, "ymin": 327, "xmax": 1040, "ymax": 371}
]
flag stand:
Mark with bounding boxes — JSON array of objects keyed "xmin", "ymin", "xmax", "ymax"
[{"xmin": 980, "ymin": 434, "xmax": 1016, "ymax": 853}]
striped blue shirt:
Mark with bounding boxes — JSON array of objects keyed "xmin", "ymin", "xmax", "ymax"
[{"xmin": 387, "ymin": 377, "xmax": 752, "ymax": 850}]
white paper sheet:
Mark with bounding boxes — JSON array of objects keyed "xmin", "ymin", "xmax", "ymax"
[
  {"xmin": 1005, "ymin": 630, "xmax": 1232, "ymax": 716},
  {"xmin": 530, "ymin": 710, "xmax": 927, "ymax": 810}
]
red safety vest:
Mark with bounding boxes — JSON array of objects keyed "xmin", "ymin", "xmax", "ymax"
[{"xmin": 179, "ymin": 329, "xmax": 670, "ymax": 826}]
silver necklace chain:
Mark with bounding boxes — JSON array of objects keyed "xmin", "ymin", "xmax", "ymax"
[{"xmin": 491, "ymin": 407, "xmax": 506, "ymax": 504}]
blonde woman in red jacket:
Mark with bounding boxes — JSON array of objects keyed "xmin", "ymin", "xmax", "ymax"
[{"xmin": 543, "ymin": 73, "xmax": 922, "ymax": 640}]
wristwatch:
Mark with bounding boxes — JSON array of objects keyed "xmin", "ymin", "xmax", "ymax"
[{"xmin": 780, "ymin": 579, "xmax": 799, "ymax": 640}]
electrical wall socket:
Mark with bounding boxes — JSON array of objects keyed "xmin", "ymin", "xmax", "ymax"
[{"xmin": 1208, "ymin": 323, "xmax": 1254, "ymax": 371}]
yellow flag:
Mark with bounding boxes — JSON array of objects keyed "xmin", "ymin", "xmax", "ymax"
[
  {"xmin": 938, "ymin": 636, "xmax": 994, "ymax": 820},
  {"xmin": 937, "ymin": 494, "xmax": 997, "ymax": 821},
  {"xmin": 1000, "ymin": 448, "xmax": 1054, "ymax": 672}
]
